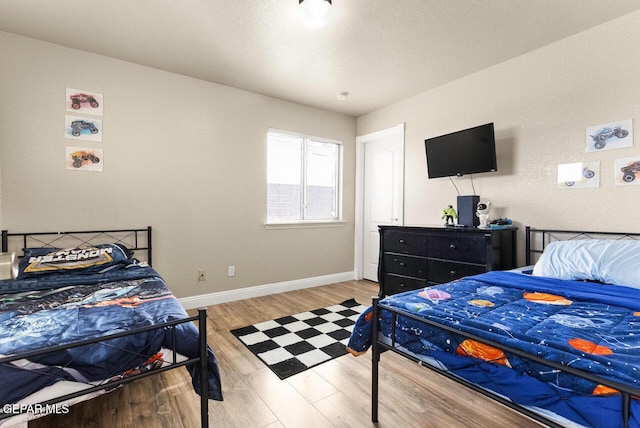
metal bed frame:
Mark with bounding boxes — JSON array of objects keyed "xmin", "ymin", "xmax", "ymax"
[
  {"xmin": 525, "ymin": 226, "xmax": 640, "ymax": 265},
  {"xmin": 371, "ymin": 226, "xmax": 640, "ymax": 428},
  {"xmin": 0, "ymin": 227, "xmax": 211, "ymax": 427}
]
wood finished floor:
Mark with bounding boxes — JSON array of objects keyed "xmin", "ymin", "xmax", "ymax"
[{"xmin": 30, "ymin": 280, "xmax": 543, "ymax": 428}]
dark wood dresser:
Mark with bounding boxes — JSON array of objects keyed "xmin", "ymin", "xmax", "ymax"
[{"xmin": 378, "ymin": 226, "xmax": 517, "ymax": 296}]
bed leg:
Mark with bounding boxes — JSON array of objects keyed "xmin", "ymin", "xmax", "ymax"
[
  {"xmin": 147, "ymin": 226, "xmax": 153, "ymax": 266},
  {"xmin": 525, "ymin": 226, "xmax": 531, "ymax": 266},
  {"xmin": 1, "ymin": 230, "xmax": 7, "ymax": 253},
  {"xmin": 371, "ymin": 296, "xmax": 380, "ymax": 423},
  {"xmin": 198, "ymin": 308, "xmax": 209, "ymax": 428},
  {"xmin": 623, "ymin": 392, "xmax": 630, "ymax": 428}
]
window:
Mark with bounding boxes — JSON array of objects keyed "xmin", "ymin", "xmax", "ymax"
[{"xmin": 267, "ymin": 129, "xmax": 342, "ymax": 223}]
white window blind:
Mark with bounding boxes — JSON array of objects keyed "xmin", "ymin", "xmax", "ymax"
[{"xmin": 267, "ymin": 129, "xmax": 342, "ymax": 223}]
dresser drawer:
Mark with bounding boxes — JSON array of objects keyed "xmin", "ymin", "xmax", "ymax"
[
  {"xmin": 427, "ymin": 235, "xmax": 486, "ymax": 264},
  {"xmin": 427, "ymin": 260, "xmax": 487, "ymax": 284},
  {"xmin": 382, "ymin": 231, "xmax": 428, "ymax": 256},
  {"xmin": 383, "ymin": 274, "xmax": 426, "ymax": 295},
  {"xmin": 382, "ymin": 254, "xmax": 427, "ymax": 278}
]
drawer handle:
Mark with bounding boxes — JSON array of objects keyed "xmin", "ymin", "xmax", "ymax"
[
  {"xmin": 400, "ymin": 283, "xmax": 406, "ymax": 288},
  {"xmin": 449, "ymin": 243, "xmax": 457, "ymax": 250},
  {"xmin": 399, "ymin": 239, "xmax": 406, "ymax": 244},
  {"xmin": 399, "ymin": 262, "xmax": 406, "ymax": 267},
  {"xmin": 450, "ymin": 270, "xmax": 457, "ymax": 276}
]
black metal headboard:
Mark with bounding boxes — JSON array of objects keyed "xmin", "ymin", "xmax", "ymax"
[
  {"xmin": 1, "ymin": 227, "xmax": 153, "ymax": 266},
  {"xmin": 525, "ymin": 226, "xmax": 640, "ymax": 266}
]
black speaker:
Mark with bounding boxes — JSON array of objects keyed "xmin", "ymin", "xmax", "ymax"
[{"xmin": 457, "ymin": 195, "xmax": 480, "ymax": 227}]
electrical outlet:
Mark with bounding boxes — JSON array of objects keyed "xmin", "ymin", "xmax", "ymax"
[
  {"xmin": 228, "ymin": 266, "xmax": 235, "ymax": 277},
  {"xmin": 198, "ymin": 270, "xmax": 206, "ymax": 281}
]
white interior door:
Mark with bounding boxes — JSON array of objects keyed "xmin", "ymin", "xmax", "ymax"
[{"xmin": 357, "ymin": 125, "xmax": 404, "ymax": 282}]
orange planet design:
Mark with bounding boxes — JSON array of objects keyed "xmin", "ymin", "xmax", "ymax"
[
  {"xmin": 523, "ymin": 292, "xmax": 572, "ymax": 305},
  {"xmin": 568, "ymin": 338, "xmax": 613, "ymax": 355},
  {"xmin": 592, "ymin": 384, "xmax": 619, "ymax": 396},
  {"xmin": 456, "ymin": 339, "xmax": 511, "ymax": 367},
  {"xmin": 469, "ymin": 299, "xmax": 494, "ymax": 308},
  {"xmin": 634, "ymin": 312, "xmax": 640, "ymax": 316}
]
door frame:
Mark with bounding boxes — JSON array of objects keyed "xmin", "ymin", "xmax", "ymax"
[{"xmin": 354, "ymin": 123, "xmax": 405, "ymax": 280}]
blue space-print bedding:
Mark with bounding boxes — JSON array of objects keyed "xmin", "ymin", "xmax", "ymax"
[
  {"xmin": 0, "ymin": 262, "xmax": 223, "ymax": 406},
  {"xmin": 348, "ymin": 271, "xmax": 640, "ymax": 427}
]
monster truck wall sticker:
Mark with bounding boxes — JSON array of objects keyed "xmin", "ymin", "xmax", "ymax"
[
  {"xmin": 585, "ymin": 119, "xmax": 633, "ymax": 152},
  {"xmin": 65, "ymin": 88, "xmax": 104, "ymax": 116},
  {"xmin": 558, "ymin": 161, "xmax": 600, "ymax": 190},
  {"xmin": 70, "ymin": 93, "xmax": 99, "ymax": 110},
  {"xmin": 65, "ymin": 115, "xmax": 102, "ymax": 142},
  {"xmin": 65, "ymin": 147, "xmax": 103, "ymax": 172},
  {"xmin": 615, "ymin": 157, "xmax": 640, "ymax": 186}
]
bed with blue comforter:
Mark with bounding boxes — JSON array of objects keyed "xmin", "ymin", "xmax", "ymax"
[
  {"xmin": 0, "ymin": 231, "xmax": 222, "ymax": 426},
  {"xmin": 348, "ymin": 229, "xmax": 640, "ymax": 428}
]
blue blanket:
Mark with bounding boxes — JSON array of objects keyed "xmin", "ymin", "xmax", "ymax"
[
  {"xmin": 348, "ymin": 271, "xmax": 640, "ymax": 427},
  {"xmin": 0, "ymin": 264, "xmax": 223, "ymax": 406}
]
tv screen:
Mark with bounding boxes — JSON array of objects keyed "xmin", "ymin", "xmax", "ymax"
[{"xmin": 425, "ymin": 123, "xmax": 497, "ymax": 179}]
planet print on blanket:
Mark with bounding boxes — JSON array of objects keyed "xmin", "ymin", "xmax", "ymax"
[
  {"xmin": 418, "ymin": 288, "xmax": 451, "ymax": 302},
  {"xmin": 468, "ymin": 299, "xmax": 494, "ymax": 308},
  {"xmin": 456, "ymin": 339, "xmax": 511, "ymax": 367},
  {"xmin": 568, "ymin": 338, "xmax": 613, "ymax": 355},
  {"xmin": 592, "ymin": 384, "xmax": 619, "ymax": 396},
  {"xmin": 523, "ymin": 292, "xmax": 573, "ymax": 305}
]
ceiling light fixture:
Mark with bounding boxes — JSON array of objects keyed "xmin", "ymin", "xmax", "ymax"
[{"xmin": 299, "ymin": 0, "xmax": 332, "ymax": 28}]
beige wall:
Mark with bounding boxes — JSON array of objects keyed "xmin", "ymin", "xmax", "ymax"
[
  {"xmin": 0, "ymin": 32, "xmax": 356, "ymax": 298},
  {"xmin": 357, "ymin": 11, "xmax": 640, "ymax": 264},
  {"xmin": 2, "ymin": 9, "xmax": 639, "ymax": 295}
]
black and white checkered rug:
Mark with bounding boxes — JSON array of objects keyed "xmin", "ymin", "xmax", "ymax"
[{"xmin": 230, "ymin": 298, "xmax": 367, "ymax": 380}]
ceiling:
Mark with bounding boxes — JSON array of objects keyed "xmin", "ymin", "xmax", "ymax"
[{"xmin": 2, "ymin": 0, "xmax": 640, "ymax": 117}]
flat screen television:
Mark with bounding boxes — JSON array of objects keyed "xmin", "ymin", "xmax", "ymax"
[{"xmin": 425, "ymin": 122, "xmax": 497, "ymax": 178}]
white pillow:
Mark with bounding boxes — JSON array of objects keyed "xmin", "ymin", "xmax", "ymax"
[{"xmin": 532, "ymin": 239, "xmax": 640, "ymax": 288}]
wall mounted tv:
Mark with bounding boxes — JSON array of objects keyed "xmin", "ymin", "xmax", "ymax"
[{"xmin": 425, "ymin": 122, "xmax": 497, "ymax": 178}]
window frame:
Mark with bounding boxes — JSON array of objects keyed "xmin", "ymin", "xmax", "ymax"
[{"xmin": 266, "ymin": 128, "xmax": 344, "ymax": 227}]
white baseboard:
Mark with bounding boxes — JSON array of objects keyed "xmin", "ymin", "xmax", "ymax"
[{"xmin": 178, "ymin": 271, "xmax": 356, "ymax": 310}]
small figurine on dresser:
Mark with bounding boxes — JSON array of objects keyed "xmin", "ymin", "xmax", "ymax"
[
  {"xmin": 441, "ymin": 205, "xmax": 457, "ymax": 225},
  {"xmin": 476, "ymin": 202, "xmax": 492, "ymax": 229}
]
